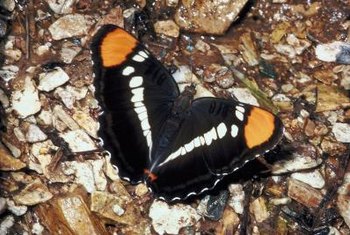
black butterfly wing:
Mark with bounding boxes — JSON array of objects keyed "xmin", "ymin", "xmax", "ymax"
[
  {"xmin": 91, "ymin": 25, "xmax": 179, "ymax": 183},
  {"xmin": 147, "ymin": 98, "xmax": 283, "ymax": 201}
]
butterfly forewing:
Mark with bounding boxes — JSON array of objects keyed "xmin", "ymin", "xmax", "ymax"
[{"xmin": 91, "ymin": 25, "xmax": 179, "ymax": 183}]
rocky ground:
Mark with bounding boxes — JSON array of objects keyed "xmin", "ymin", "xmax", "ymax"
[{"xmin": 0, "ymin": 0, "xmax": 349, "ymax": 234}]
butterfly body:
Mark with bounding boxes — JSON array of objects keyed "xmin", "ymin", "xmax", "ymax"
[{"xmin": 91, "ymin": 25, "xmax": 283, "ymax": 201}]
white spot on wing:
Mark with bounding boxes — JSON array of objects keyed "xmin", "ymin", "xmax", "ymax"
[
  {"xmin": 129, "ymin": 76, "xmax": 143, "ymax": 88},
  {"xmin": 141, "ymin": 119, "xmax": 150, "ymax": 130},
  {"xmin": 138, "ymin": 111, "xmax": 148, "ymax": 121},
  {"xmin": 122, "ymin": 66, "xmax": 135, "ymax": 76},
  {"xmin": 139, "ymin": 51, "xmax": 149, "ymax": 58},
  {"xmin": 134, "ymin": 106, "xmax": 146, "ymax": 114},
  {"xmin": 194, "ymin": 137, "xmax": 201, "ymax": 147},
  {"xmin": 216, "ymin": 122, "xmax": 227, "ymax": 139},
  {"xmin": 134, "ymin": 102, "xmax": 143, "ymax": 107},
  {"xmin": 231, "ymin": 124, "xmax": 238, "ymax": 137},
  {"xmin": 204, "ymin": 127, "xmax": 217, "ymax": 145},
  {"xmin": 236, "ymin": 106, "xmax": 245, "ymax": 113},
  {"xmin": 133, "ymin": 54, "xmax": 145, "ymax": 62},
  {"xmin": 184, "ymin": 141, "xmax": 194, "ymax": 152},
  {"xmin": 235, "ymin": 110, "xmax": 244, "ymax": 121},
  {"xmin": 131, "ymin": 87, "xmax": 144, "ymax": 102},
  {"xmin": 180, "ymin": 147, "xmax": 186, "ymax": 155}
]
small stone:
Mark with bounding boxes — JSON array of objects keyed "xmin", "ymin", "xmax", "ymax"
[
  {"xmin": 239, "ymin": 32, "xmax": 259, "ymax": 66},
  {"xmin": 0, "ymin": 198, "xmax": 7, "ymax": 215},
  {"xmin": 53, "ymin": 105, "xmax": 80, "ymax": 130},
  {"xmin": 49, "ymin": 14, "xmax": 93, "ymax": 40},
  {"xmin": 270, "ymin": 197, "xmax": 291, "ymax": 206},
  {"xmin": 202, "ymin": 191, "xmax": 229, "ymax": 221},
  {"xmin": 0, "ymin": 144, "xmax": 26, "ymax": 171},
  {"xmin": 0, "ymin": 65, "xmax": 19, "ymax": 82},
  {"xmin": 219, "ymin": 208, "xmax": 240, "ymax": 234},
  {"xmin": 38, "ymin": 67, "xmax": 70, "ymax": 92},
  {"xmin": 229, "ymin": 88, "xmax": 259, "ymax": 106},
  {"xmin": 149, "ymin": 200, "xmax": 200, "ymax": 234},
  {"xmin": 55, "ymin": 85, "xmax": 88, "ymax": 109},
  {"xmin": 274, "ymin": 44, "xmax": 296, "ymax": 58},
  {"xmin": 32, "ymin": 222, "xmax": 44, "ymax": 235},
  {"xmin": 35, "ymin": 43, "xmax": 51, "ymax": 56},
  {"xmin": 45, "ymin": 0, "xmax": 76, "ymax": 14},
  {"xmin": 11, "ymin": 76, "xmax": 41, "ymax": 118},
  {"xmin": 337, "ymin": 173, "xmax": 350, "ymax": 228},
  {"xmin": 0, "ymin": 216, "xmax": 15, "ymax": 235},
  {"xmin": 316, "ymin": 84, "xmax": 350, "ymax": 112},
  {"xmin": 25, "ymin": 124, "xmax": 48, "ymax": 143},
  {"xmin": 291, "ymin": 170, "xmax": 325, "ymax": 189},
  {"xmin": 103, "ymin": 154, "xmax": 119, "ymax": 181},
  {"xmin": 60, "ymin": 129, "xmax": 96, "ymax": 153},
  {"xmin": 37, "ymin": 110, "xmax": 53, "ymax": 126},
  {"xmin": 154, "ymin": 20, "xmax": 180, "ymax": 38},
  {"xmin": 287, "ymin": 179, "xmax": 323, "ymax": 208},
  {"xmin": 13, "ymin": 179, "xmax": 53, "ymax": 206},
  {"xmin": 175, "ymin": 0, "xmax": 249, "ymax": 35},
  {"xmin": 134, "ymin": 183, "xmax": 149, "ymax": 197},
  {"xmin": 316, "ymin": 41, "xmax": 350, "ymax": 64},
  {"xmin": 72, "ymin": 110, "xmax": 99, "ymax": 138},
  {"xmin": 332, "ymin": 123, "xmax": 350, "ymax": 143},
  {"xmin": 6, "ymin": 199, "xmax": 27, "ymax": 216},
  {"xmin": 272, "ymin": 155, "xmax": 322, "ymax": 174},
  {"xmin": 250, "ymin": 197, "xmax": 269, "ymax": 223},
  {"xmin": 228, "ymin": 184, "xmax": 245, "ymax": 214},
  {"xmin": 60, "ymin": 41, "xmax": 82, "ymax": 64},
  {"xmin": 0, "ymin": 89, "xmax": 9, "ymax": 108},
  {"xmin": 0, "ymin": 0, "xmax": 15, "ymax": 11}
]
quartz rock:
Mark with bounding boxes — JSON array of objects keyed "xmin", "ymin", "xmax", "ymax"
[
  {"xmin": 45, "ymin": 0, "xmax": 76, "ymax": 14},
  {"xmin": 154, "ymin": 20, "xmax": 180, "ymax": 38},
  {"xmin": 38, "ymin": 67, "xmax": 70, "ymax": 92},
  {"xmin": 60, "ymin": 129, "xmax": 96, "ymax": 153},
  {"xmin": 25, "ymin": 124, "xmax": 48, "ymax": 143},
  {"xmin": 332, "ymin": 123, "xmax": 350, "ymax": 143},
  {"xmin": 13, "ymin": 179, "xmax": 53, "ymax": 206}
]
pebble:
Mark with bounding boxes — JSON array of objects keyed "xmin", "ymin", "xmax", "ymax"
[
  {"xmin": 11, "ymin": 77, "xmax": 41, "ymax": 118},
  {"xmin": 154, "ymin": 20, "xmax": 180, "ymax": 38},
  {"xmin": 250, "ymin": 197, "xmax": 269, "ymax": 223},
  {"xmin": 6, "ymin": 199, "xmax": 27, "ymax": 216},
  {"xmin": 227, "ymin": 184, "xmax": 245, "ymax": 214},
  {"xmin": 60, "ymin": 129, "xmax": 96, "ymax": 152},
  {"xmin": 25, "ymin": 124, "xmax": 48, "ymax": 143},
  {"xmin": 55, "ymin": 85, "xmax": 88, "ymax": 109},
  {"xmin": 0, "ymin": 89, "xmax": 9, "ymax": 108},
  {"xmin": 37, "ymin": 110, "xmax": 53, "ymax": 126},
  {"xmin": 53, "ymin": 105, "xmax": 80, "ymax": 130},
  {"xmin": 287, "ymin": 179, "xmax": 323, "ymax": 208},
  {"xmin": 0, "ymin": 216, "xmax": 15, "ymax": 235},
  {"xmin": 13, "ymin": 179, "xmax": 53, "ymax": 206},
  {"xmin": 149, "ymin": 200, "xmax": 200, "ymax": 235},
  {"xmin": 0, "ymin": 0, "xmax": 15, "ymax": 11},
  {"xmin": 49, "ymin": 14, "xmax": 93, "ymax": 40},
  {"xmin": 103, "ymin": 154, "xmax": 119, "ymax": 181},
  {"xmin": 229, "ymin": 88, "xmax": 259, "ymax": 106},
  {"xmin": 60, "ymin": 41, "xmax": 81, "ymax": 64},
  {"xmin": 38, "ymin": 67, "xmax": 70, "ymax": 92},
  {"xmin": 0, "ymin": 145, "xmax": 26, "ymax": 171},
  {"xmin": 72, "ymin": 110, "xmax": 99, "ymax": 138},
  {"xmin": 0, "ymin": 198, "xmax": 7, "ymax": 215},
  {"xmin": 31, "ymin": 222, "xmax": 44, "ymax": 235},
  {"xmin": 332, "ymin": 122, "xmax": 350, "ymax": 143},
  {"xmin": 272, "ymin": 155, "xmax": 322, "ymax": 174},
  {"xmin": 45, "ymin": 0, "xmax": 75, "ymax": 14},
  {"xmin": 174, "ymin": 0, "xmax": 249, "ymax": 35},
  {"xmin": 315, "ymin": 41, "xmax": 350, "ymax": 64},
  {"xmin": 0, "ymin": 65, "xmax": 19, "ymax": 82},
  {"xmin": 337, "ymin": 173, "xmax": 350, "ymax": 228},
  {"xmin": 291, "ymin": 170, "xmax": 325, "ymax": 189},
  {"xmin": 134, "ymin": 183, "xmax": 149, "ymax": 197}
]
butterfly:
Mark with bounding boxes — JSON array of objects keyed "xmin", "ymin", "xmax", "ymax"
[{"xmin": 91, "ymin": 25, "xmax": 284, "ymax": 201}]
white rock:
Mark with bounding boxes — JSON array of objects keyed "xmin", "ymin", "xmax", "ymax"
[
  {"xmin": 274, "ymin": 44, "xmax": 296, "ymax": 58},
  {"xmin": 60, "ymin": 129, "xmax": 96, "ymax": 152},
  {"xmin": 272, "ymin": 155, "xmax": 322, "ymax": 174},
  {"xmin": 49, "ymin": 14, "xmax": 93, "ymax": 40},
  {"xmin": 0, "ymin": 216, "xmax": 15, "ymax": 235},
  {"xmin": 37, "ymin": 110, "xmax": 53, "ymax": 126},
  {"xmin": 112, "ymin": 204, "xmax": 125, "ymax": 216},
  {"xmin": 6, "ymin": 199, "xmax": 27, "ymax": 216},
  {"xmin": 1, "ymin": 139, "xmax": 21, "ymax": 158},
  {"xmin": 337, "ymin": 173, "xmax": 350, "ymax": 228},
  {"xmin": 32, "ymin": 222, "xmax": 44, "ymax": 235},
  {"xmin": 228, "ymin": 184, "xmax": 245, "ymax": 214},
  {"xmin": 63, "ymin": 160, "xmax": 106, "ymax": 193},
  {"xmin": 0, "ymin": 65, "xmax": 19, "ymax": 82},
  {"xmin": 45, "ymin": 0, "xmax": 76, "ymax": 14},
  {"xmin": 0, "ymin": 89, "xmax": 9, "ymax": 108},
  {"xmin": 38, "ymin": 67, "xmax": 70, "ymax": 92},
  {"xmin": 35, "ymin": 43, "xmax": 51, "ymax": 56},
  {"xmin": 60, "ymin": 41, "xmax": 81, "ymax": 64},
  {"xmin": 149, "ymin": 200, "xmax": 200, "ymax": 235},
  {"xmin": 316, "ymin": 41, "xmax": 350, "ymax": 64},
  {"xmin": 55, "ymin": 86, "xmax": 88, "ymax": 109},
  {"xmin": 332, "ymin": 122, "xmax": 350, "ymax": 143},
  {"xmin": 26, "ymin": 124, "xmax": 47, "ymax": 143},
  {"xmin": 154, "ymin": 20, "xmax": 180, "ymax": 38},
  {"xmin": 270, "ymin": 197, "xmax": 291, "ymax": 205},
  {"xmin": 0, "ymin": 0, "xmax": 15, "ymax": 11},
  {"xmin": 229, "ymin": 88, "xmax": 259, "ymax": 106},
  {"xmin": 72, "ymin": 110, "xmax": 99, "ymax": 138},
  {"xmin": 12, "ymin": 76, "xmax": 41, "ymax": 118},
  {"xmin": 104, "ymin": 154, "xmax": 120, "ymax": 181},
  {"xmin": 291, "ymin": 170, "xmax": 325, "ymax": 189},
  {"xmin": 53, "ymin": 105, "xmax": 80, "ymax": 130},
  {"xmin": 250, "ymin": 197, "xmax": 269, "ymax": 223}
]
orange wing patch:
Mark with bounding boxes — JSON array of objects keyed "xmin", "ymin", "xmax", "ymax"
[
  {"xmin": 100, "ymin": 28, "xmax": 137, "ymax": 67},
  {"xmin": 244, "ymin": 107, "xmax": 276, "ymax": 149}
]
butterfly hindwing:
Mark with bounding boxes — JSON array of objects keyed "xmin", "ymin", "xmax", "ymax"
[
  {"xmin": 148, "ymin": 98, "xmax": 283, "ymax": 200},
  {"xmin": 91, "ymin": 25, "xmax": 179, "ymax": 183}
]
